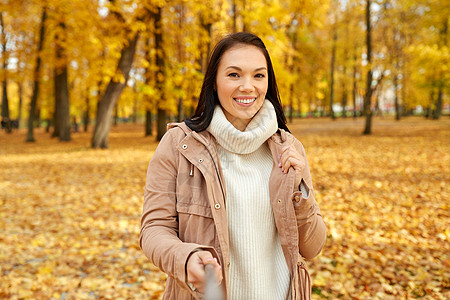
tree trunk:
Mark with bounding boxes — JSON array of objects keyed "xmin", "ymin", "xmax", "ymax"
[
  {"xmin": 54, "ymin": 66, "xmax": 71, "ymax": 141},
  {"xmin": 26, "ymin": 7, "xmax": 47, "ymax": 142},
  {"xmin": 0, "ymin": 12, "xmax": 11, "ymax": 133},
  {"xmin": 45, "ymin": 119, "xmax": 51, "ymax": 133},
  {"xmin": 91, "ymin": 33, "xmax": 139, "ymax": 148},
  {"xmin": 288, "ymin": 83, "xmax": 294, "ymax": 123},
  {"xmin": 341, "ymin": 20, "xmax": 349, "ymax": 119},
  {"xmin": 287, "ymin": 28, "xmax": 299, "ymax": 122},
  {"xmin": 199, "ymin": 17, "xmax": 212, "ymax": 74},
  {"xmin": 432, "ymin": 18, "xmax": 448, "ymax": 120},
  {"xmin": 339, "ymin": 23, "xmax": 349, "ymax": 119},
  {"xmin": 145, "ymin": 110, "xmax": 152, "ymax": 136},
  {"xmin": 94, "ymin": 51, "xmax": 105, "ymax": 126},
  {"xmin": 154, "ymin": 6, "xmax": 166, "ymax": 141},
  {"xmin": 52, "ymin": 93, "xmax": 60, "ymax": 137},
  {"xmin": 352, "ymin": 83, "xmax": 357, "ymax": 118},
  {"xmin": 113, "ymin": 103, "xmax": 118, "ymax": 126},
  {"xmin": 363, "ymin": 0, "xmax": 373, "ymax": 135},
  {"xmin": 1, "ymin": 80, "xmax": 10, "ymax": 132},
  {"xmin": 157, "ymin": 108, "xmax": 166, "ymax": 141},
  {"xmin": 132, "ymin": 96, "xmax": 138, "ymax": 123},
  {"xmin": 143, "ymin": 34, "xmax": 153, "ymax": 136},
  {"xmin": 341, "ymin": 52, "xmax": 348, "ymax": 118},
  {"xmin": 1, "ymin": 81, "xmax": 10, "ymax": 133},
  {"xmin": 392, "ymin": 28, "xmax": 401, "ymax": 121},
  {"xmin": 17, "ymin": 82, "xmax": 23, "ymax": 128},
  {"xmin": 83, "ymin": 91, "xmax": 90, "ymax": 132},
  {"xmin": 432, "ymin": 89, "xmax": 443, "ymax": 120},
  {"xmin": 352, "ymin": 50, "xmax": 357, "ymax": 119},
  {"xmin": 329, "ymin": 30, "xmax": 337, "ymax": 120},
  {"xmin": 341, "ymin": 89, "xmax": 347, "ymax": 118},
  {"xmin": 394, "ymin": 73, "xmax": 400, "ymax": 120},
  {"xmin": 401, "ymin": 70, "xmax": 406, "ymax": 117},
  {"xmin": 176, "ymin": 5, "xmax": 185, "ymax": 123},
  {"xmin": 54, "ymin": 22, "xmax": 71, "ymax": 141},
  {"xmin": 426, "ymin": 91, "xmax": 434, "ymax": 118}
]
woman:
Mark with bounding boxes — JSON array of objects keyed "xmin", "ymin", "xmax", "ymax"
[{"xmin": 140, "ymin": 32, "xmax": 326, "ymax": 300}]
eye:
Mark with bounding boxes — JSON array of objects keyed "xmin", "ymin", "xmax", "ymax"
[
  {"xmin": 255, "ymin": 73, "xmax": 265, "ymax": 78},
  {"xmin": 227, "ymin": 73, "xmax": 239, "ymax": 78}
]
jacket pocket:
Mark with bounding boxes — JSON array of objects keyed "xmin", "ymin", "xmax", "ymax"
[
  {"xmin": 176, "ymin": 196, "xmax": 215, "ymax": 246},
  {"xmin": 177, "ymin": 201, "xmax": 213, "ymax": 218}
]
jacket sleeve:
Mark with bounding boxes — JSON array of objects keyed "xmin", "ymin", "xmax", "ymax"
[
  {"xmin": 291, "ymin": 140, "xmax": 327, "ymax": 260},
  {"xmin": 139, "ymin": 129, "xmax": 216, "ymax": 292}
]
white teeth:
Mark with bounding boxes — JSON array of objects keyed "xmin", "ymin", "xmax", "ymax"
[{"xmin": 234, "ymin": 98, "xmax": 256, "ymax": 104}]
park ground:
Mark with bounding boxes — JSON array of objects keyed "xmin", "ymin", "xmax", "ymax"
[{"xmin": 0, "ymin": 116, "xmax": 449, "ymax": 299}]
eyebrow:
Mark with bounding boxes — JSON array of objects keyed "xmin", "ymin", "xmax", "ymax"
[{"xmin": 225, "ymin": 66, "xmax": 267, "ymax": 72}]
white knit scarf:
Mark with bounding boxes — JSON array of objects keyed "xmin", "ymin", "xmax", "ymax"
[{"xmin": 207, "ymin": 100, "xmax": 278, "ymax": 154}]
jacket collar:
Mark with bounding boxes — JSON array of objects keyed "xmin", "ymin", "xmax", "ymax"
[{"xmin": 168, "ymin": 122, "xmax": 215, "ymax": 146}]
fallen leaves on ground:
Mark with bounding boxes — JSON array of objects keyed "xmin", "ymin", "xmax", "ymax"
[{"xmin": 0, "ymin": 116, "xmax": 449, "ymax": 299}]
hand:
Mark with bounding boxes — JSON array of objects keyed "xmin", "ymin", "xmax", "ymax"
[
  {"xmin": 186, "ymin": 250, "xmax": 222, "ymax": 293},
  {"xmin": 279, "ymin": 145, "xmax": 306, "ymax": 187}
]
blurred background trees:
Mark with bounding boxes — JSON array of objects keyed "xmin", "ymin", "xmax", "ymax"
[{"xmin": 0, "ymin": 0, "xmax": 448, "ymax": 146}]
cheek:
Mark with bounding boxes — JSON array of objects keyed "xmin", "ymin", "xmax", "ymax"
[
  {"xmin": 217, "ymin": 82, "xmax": 236, "ymax": 100},
  {"xmin": 256, "ymin": 79, "xmax": 269, "ymax": 94},
  {"xmin": 217, "ymin": 89, "xmax": 232, "ymax": 107}
]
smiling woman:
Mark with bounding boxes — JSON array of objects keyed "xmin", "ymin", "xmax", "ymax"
[
  {"xmin": 184, "ymin": 32, "xmax": 289, "ymax": 134},
  {"xmin": 140, "ymin": 32, "xmax": 326, "ymax": 300}
]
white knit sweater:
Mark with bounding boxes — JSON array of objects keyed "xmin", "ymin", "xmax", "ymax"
[{"xmin": 207, "ymin": 100, "xmax": 290, "ymax": 300}]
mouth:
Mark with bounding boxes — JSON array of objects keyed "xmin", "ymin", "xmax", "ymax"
[{"xmin": 233, "ymin": 97, "xmax": 257, "ymax": 104}]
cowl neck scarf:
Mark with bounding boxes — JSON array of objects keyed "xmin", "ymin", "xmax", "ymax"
[{"xmin": 207, "ymin": 100, "xmax": 278, "ymax": 154}]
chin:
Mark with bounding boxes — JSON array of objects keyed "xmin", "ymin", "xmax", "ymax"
[{"xmin": 238, "ymin": 110, "xmax": 259, "ymax": 121}]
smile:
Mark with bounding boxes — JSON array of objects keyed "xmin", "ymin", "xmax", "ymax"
[{"xmin": 233, "ymin": 97, "xmax": 256, "ymax": 104}]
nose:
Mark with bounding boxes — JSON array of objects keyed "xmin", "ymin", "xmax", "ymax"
[{"xmin": 239, "ymin": 77, "xmax": 254, "ymax": 92}]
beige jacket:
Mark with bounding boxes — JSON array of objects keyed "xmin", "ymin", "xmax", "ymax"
[{"xmin": 140, "ymin": 122, "xmax": 326, "ymax": 300}]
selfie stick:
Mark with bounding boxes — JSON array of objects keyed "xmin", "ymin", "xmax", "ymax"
[{"xmin": 204, "ymin": 263, "xmax": 224, "ymax": 300}]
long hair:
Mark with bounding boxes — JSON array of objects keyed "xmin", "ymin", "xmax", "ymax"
[{"xmin": 185, "ymin": 32, "xmax": 289, "ymax": 132}]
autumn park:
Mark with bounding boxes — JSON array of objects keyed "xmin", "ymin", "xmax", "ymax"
[{"xmin": 1, "ymin": 0, "xmax": 449, "ymax": 299}]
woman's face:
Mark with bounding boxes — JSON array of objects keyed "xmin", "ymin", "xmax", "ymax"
[{"xmin": 215, "ymin": 44, "xmax": 268, "ymax": 131}]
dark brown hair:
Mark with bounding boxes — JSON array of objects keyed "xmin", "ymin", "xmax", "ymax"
[{"xmin": 185, "ymin": 32, "xmax": 289, "ymax": 132}]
